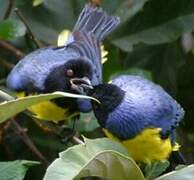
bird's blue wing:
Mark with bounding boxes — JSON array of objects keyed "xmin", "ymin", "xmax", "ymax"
[
  {"xmin": 7, "ymin": 4, "xmax": 120, "ymax": 91},
  {"xmin": 106, "ymin": 75, "xmax": 184, "ymax": 140},
  {"xmin": 6, "ymin": 47, "xmax": 79, "ymax": 91}
]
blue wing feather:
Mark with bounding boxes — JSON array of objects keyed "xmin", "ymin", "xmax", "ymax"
[
  {"xmin": 7, "ymin": 4, "xmax": 120, "ymax": 91},
  {"xmin": 105, "ymin": 75, "xmax": 184, "ymax": 140}
]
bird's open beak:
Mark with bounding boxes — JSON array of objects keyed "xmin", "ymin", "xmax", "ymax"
[{"xmin": 70, "ymin": 77, "xmax": 93, "ymax": 94}]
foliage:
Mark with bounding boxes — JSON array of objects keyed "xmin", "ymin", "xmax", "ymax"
[
  {"xmin": 0, "ymin": 20, "xmax": 26, "ymax": 40},
  {"xmin": 0, "ymin": 90, "xmax": 98, "ymax": 123},
  {"xmin": 144, "ymin": 161, "xmax": 170, "ymax": 180},
  {"xmin": 0, "ymin": 0, "xmax": 194, "ymax": 179},
  {"xmin": 44, "ymin": 138, "xmax": 144, "ymax": 180},
  {"xmin": 0, "ymin": 160, "xmax": 39, "ymax": 180},
  {"xmin": 156, "ymin": 165, "xmax": 194, "ymax": 180}
]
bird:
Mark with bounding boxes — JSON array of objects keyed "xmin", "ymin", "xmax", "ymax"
[
  {"xmin": 6, "ymin": 4, "xmax": 120, "ymax": 122},
  {"xmin": 88, "ymin": 75, "xmax": 185, "ymax": 165}
]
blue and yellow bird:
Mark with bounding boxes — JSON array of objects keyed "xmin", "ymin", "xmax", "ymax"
[
  {"xmin": 88, "ymin": 75, "xmax": 185, "ymax": 165},
  {"xmin": 6, "ymin": 4, "xmax": 120, "ymax": 122}
]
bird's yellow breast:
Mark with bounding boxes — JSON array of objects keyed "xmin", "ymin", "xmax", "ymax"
[
  {"xmin": 103, "ymin": 128, "xmax": 179, "ymax": 164},
  {"xmin": 17, "ymin": 92, "xmax": 69, "ymax": 121}
]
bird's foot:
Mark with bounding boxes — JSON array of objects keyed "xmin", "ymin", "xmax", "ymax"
[{"xmin": 60, "ymin": 127, "xmax": 76, "ymax": 144}]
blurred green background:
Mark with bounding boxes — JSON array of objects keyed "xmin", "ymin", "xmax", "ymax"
[{"xmin": 0, "ymin": 0, "xmax": 194, "ymax": 179}]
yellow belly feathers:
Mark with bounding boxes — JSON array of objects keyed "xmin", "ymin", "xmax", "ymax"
[
  {"xmin": 17, "ymin": 92, "xmax": 69, "ymax": 121},
  {"xmin": 103, "ymin": 128, "xmax": 180, "ymax": 164}
]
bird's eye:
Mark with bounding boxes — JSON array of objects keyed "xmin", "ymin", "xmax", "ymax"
[{"xmin": 66, "ymin": 69, "xmax": 74, "ymax": 77}]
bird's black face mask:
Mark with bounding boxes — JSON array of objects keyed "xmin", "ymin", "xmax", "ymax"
[{"xmin": 44, "ymin": 59, "xmax": 93, "ymax": 95}]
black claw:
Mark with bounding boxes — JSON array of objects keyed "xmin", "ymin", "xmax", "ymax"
[{"xmin": 60, "ymin": 127, "xmax": 76, "ymax": 144}]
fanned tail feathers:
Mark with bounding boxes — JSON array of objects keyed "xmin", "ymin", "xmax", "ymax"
[{"xmin": 73, "ymin": 4, "xmax": 120, "ymax": 41}]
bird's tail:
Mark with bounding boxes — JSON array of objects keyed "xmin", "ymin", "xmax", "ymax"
[{"xmin": 73, "ymin": 3, "xmax": 120, "ymax": 41}]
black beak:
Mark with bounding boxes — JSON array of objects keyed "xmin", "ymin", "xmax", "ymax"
[{"xmin": 70, "ymin": 77, "xmax": 93, "ymax": 94}]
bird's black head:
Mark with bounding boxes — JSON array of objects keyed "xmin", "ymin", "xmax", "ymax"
[
  {"xmin": 88, "ymin": 84, "xmax": 125, "ymax": 127},
  {"xmin": 43, "ymin": 59, "xmax": 94, "ymax": 112},
  {"xmin": 44, "ymin": 59, "xmax": 93, "ymax": 94}
]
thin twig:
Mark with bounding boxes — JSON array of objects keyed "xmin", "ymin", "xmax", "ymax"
[
  {"xmin": 11, "ymin": 118, "xmax": 49, "ymax": 166},
  {"xmin": 0, "ymin": 40, "xmax": 24, "ymax": 58},
  {"xmin": 72, "ymin": 136, "xmax": 85, "ymax": 145},
  {"xmin": 0, "ymin": 121, "xmax": 14, "ymax": 159},
  {"xmin": 0, "ymin": 79, "xmax": 6, "ymax": 85},
  {"xmin": 3, "ymin": 0, "xmax": 15, "ymax": 19},
  {"xmin": 14, "ymin": 8, "xmax": 42, "ymax": 48},
  {"xmin": 0, "ymin": 89, "xmax": 14, "ymax": 101},
  {"xmin": 0, "ymin": 57, "xmax": 14, "ymax": 69}
]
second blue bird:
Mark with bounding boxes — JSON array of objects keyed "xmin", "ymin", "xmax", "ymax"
[{"xmin": 88, "ymin": 75, "xmax": 185, "ymax": 165}]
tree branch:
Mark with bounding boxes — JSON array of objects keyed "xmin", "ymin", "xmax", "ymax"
[
  {"xmin": 14, "ymin": 8, "xmax": 42, "ymax": 48},
  {"xmin": 0, "ymin": 40, "xmax": 24, "ymax": 58},
  {"xmin": 72, "ymin": 136, "xmax": 84, "ymax": 145},
  {"xmin": 11, "ymin": 119, "xmax": 49, "ymax": 166},
  {"xmin": 0, "ymin": 57, "xmax": 14, "ymax": 69},
  {"xmin": 3, "ymin": 0, "xmax": 15, "ymax": 19}
]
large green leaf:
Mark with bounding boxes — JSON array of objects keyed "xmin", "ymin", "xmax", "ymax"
[
  {"xmin": 74, "ymin": 112, "xmax": 100, "ymax": 133},
  {"xmin": 0, "ymin": 160, "xmax": 39, "ymax": 180},
  {"xmin": 43, "ymin": 138, "xmax": 144, "ymax": 180},
  {"xmin": 157, "ymin": 165, "xmax": 194, "ymax": 180},
  {"xmin": 112, "ymin": 0, "xmax": 194, "ymax": 51},
  {"xmin": 145, "ymin": 161, "xmax": 170, "ymax": 180},
  {"xmin": 121, "ymin": 42, "xmax": 184, "ymax": 95},
  {"xmin": 0, "ymin": 20, "xmax": 26, "ymax": 40},
  {"xmin": 110, "ymin": 67, "xmax": 153, "ymax": 81},
  {"xmin": 0, "ymin": 0, "xmax": 8, "ymax": 19},
  {"xmin": 16, "ymin": 0, "xmax": 85, "ymax": 44},
  {"xmin": 0, "ymin": 90, "xmax": 99, "ymax": 123},
  {"xmin": 16, "ymin": 0, "xmax": 138, "ymax": 45},
  {"xmin": 114, "ymin": 0, "xmax": 149, "ymax": 23}
]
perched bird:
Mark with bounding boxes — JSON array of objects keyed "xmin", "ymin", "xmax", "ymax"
[
  {"xmin": 88, "ymin": 75, "xmax": 185, "ymax": 164},
  {"xmin": 6, "ymin": 4, "xmax": 120, "ymax": 122}
]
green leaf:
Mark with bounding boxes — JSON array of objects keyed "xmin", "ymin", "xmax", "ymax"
[
  {"xmin": 0, "ymin": 20, "xmax": 26, "ymax": 40},
  {"xmin": 0, "ymin": 0, "xmax": 9, "ymax": 20},
  {"xmin": 0, "ymin": 160, "xmax": 40, "ymax": 180},
  {"xmin": 110, "ymin": 68, "xmax": 153, "ymax": 81},
  {"xmin": 192, "ymin": 48, "xmax": 194, "ymax": 55},
  {"xmin": 144, "ymin": 161, "xmax": 169, "ymax": 180},
  {"xmin": 16, "ymin": 0, "xmax": 82, "ymax": 44},
  {"xmin": 114, "ymin": 0, "xmax": 149, "ymax": 23},
  {"xmin": 43, "ymin": 138, "xmax": 145, "ymax": 180},
  {"xmin": 157, "ymin": 164, "xmax": 194, "ymax": 180},
  {"xmin": 103, "ymin": 44, "xmax": 122, "ymax": 81},
  {"xmin": 0, "ymin": 90, "xmax": 99, "ymax": 123},
  {"xmin": 112, "ymin": 0, "xmax": 194, "ymax": 51},
  {"xmin": 33, "ymin": 0, "xmax": 45, "ymax": 6},
  {"xmin": 121, "ymin": 42, "xmax": 183, "ymax": 94},
  {"xmin": 73, "ymin": 112, "xmax": 100, "ymax": 133}
]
